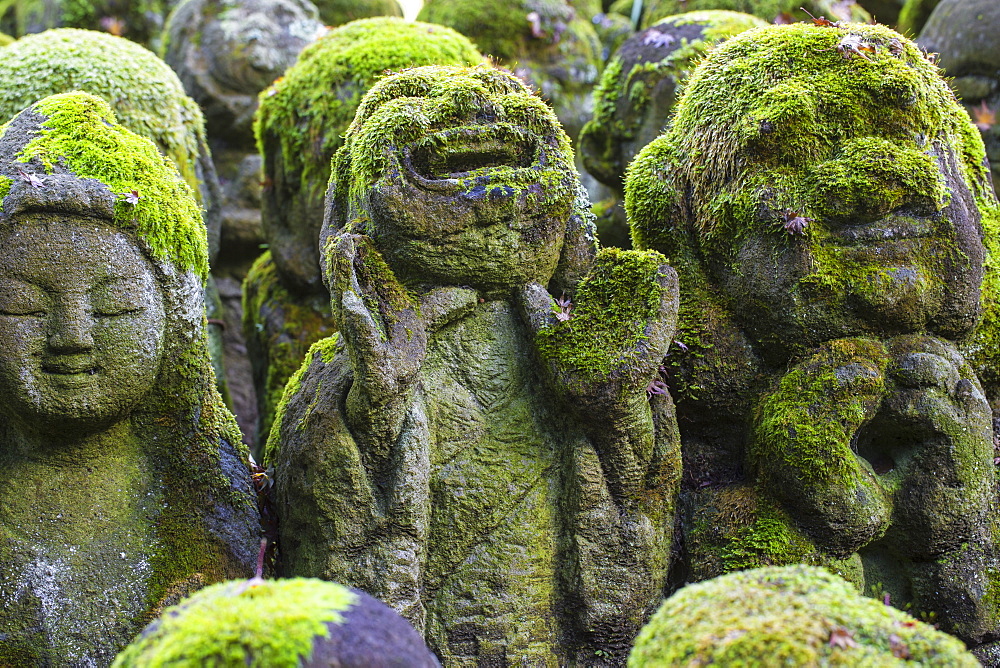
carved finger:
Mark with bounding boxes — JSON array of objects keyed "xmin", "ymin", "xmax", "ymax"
[{"xmin": 516, "ymin": 282, "xmax": 559, "ymax": 337}]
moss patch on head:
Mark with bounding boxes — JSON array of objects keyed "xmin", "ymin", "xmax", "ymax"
[
  {"xmin": 535, "ymin": 247, "xmax": 668, "ymax": 382},
  {"xmin": 0, "ymin": 28, "xmax": 209, "ymax": 203},
  {"xmin": 8, "ymin": 92, "xmax": 208, "ymax": 278},
  {"xmin": 112, "ymin": 578, "xmax": 357, "ymax": 666},
  {"xmin": 629, "ymin": 565, "xmax": 978, "ymax": 666},
  {"xmin": 254, "ymin": 17, "xmax": 481, "ymax": 203}
]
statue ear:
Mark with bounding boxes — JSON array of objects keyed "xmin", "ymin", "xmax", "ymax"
[
  {"xmin": 548, "ymin": 181, "xmax": 598, "ymax": 297},
  {"xmin": 624, "ymin": 134, "xmax": 688, "ymax": 258}
]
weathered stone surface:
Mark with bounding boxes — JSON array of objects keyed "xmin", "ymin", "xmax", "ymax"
[
  {"xmin": 0, "ymin": 93, "xmax": 258, "ymax": 666},
  {"xmin": 579, "ymin": 10, "xmax": 764, "ymax": 245},
  {"xmin": 918, "ymin": 0, "xmax": 1000, "ymax": 196},
  {"xmin": 268, "ymin": 65, "xmax": 681, "ymax": 665},
  {"xmin": 625, "ymin": 22, "xmax": 1000, "ymax": 646},
  {"xmin": 630, "ymin": 565, "xmax": 979, "ymax": 666},
  {"xmin": 113, "ymin": 578, "xmax": 438, "ymax": 667},
  {"xmin": 244, "ymin": 19, "xmax": 481, "ymax": 453}
]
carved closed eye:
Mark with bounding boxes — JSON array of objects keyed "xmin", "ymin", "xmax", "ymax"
[
  {"xmin": 0, "ymin": 283, "xmax": 47, "ymax": 317},
  {"xmin": 90, "ymin": 283, "xmax": 147, "ymax": 317}
]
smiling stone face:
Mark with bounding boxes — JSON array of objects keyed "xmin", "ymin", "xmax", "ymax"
[
  {"xmin": 627, "ymin": 22, "xmax": 995, "ymax": 364},
  {"xmin": 329, "ymin": 65, "xmax": 583, "ymax": 294},
  {"xmin": 0, "ymin": 216, "xmax": 165, "ymax": 436}
]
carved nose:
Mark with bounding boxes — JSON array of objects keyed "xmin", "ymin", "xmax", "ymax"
[{"xmin": 47, "ymin": 300, "xmax": 95, "ymax": 353}]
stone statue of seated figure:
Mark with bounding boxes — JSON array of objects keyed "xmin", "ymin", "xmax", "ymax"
[
  {"xmin": 626, "ymin": 22, "xmax": 1000, "ymax": 650},
  {"xmin": 268, "ymin": 64, "xmax": 681, "ymax": 665},
  {"xmin": 0, "ymin": 92, "xmax": 259, "ymax": 665}
]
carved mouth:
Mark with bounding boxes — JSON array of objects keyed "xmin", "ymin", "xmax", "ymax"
[
  {"xmin": 43, "ymin": 359, "xmax": 98, "ymax": 376},
  {"xmin": 832, "ymin": 210, "xmax": 937, "ymax": 244},
  {"xmin": 405, "ymin": 126, "xmax": 539, "ymax": 185}
]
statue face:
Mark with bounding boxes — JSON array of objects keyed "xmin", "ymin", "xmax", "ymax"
[
  {"xmin": 706, "ymin": 133, "xmax": 984, "ymax": 361},
  {"xmin": 351, "ymin": 70, "xmax": 580, "ymax": 293},
  {"xmin": 0, "ymin": 216, "xmax": 166, "ymax": 435}
]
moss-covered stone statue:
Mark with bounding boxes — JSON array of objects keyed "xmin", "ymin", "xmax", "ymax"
[
  {"xmin": 580, "ymin": 10, "xmax": 765, "ymax": 247},
  {"xmin": 0, "ymin": 92, "xmax": 258, "ymax": 665},
  {"xmin": 626, "ymin": 21, "xmax": 1000, "ymax": 647},
  {"xmin": 610, "ymin": 0, "xmax": 870, "ymax": 27},
  {"xmin": 918, "ymin": 0, "xmax": 1000, "ymax": 194},
  {"xmin": 245, "ymin": 18, "xmax": 481, "ymax": 452},
  {"xmin": 113, "ymin": 577, "xmax": 437, "ymax": 666},
  {"xmin": 630, "ymin": 565, "xmax": 978, "ymax": 666},
  {"xmin": 268, "ymin": 64, "xmax": 681, "ymax": 665},
  {"xmin": 418, "ymin": 0, "xmax": 604, "ymax": 147}
]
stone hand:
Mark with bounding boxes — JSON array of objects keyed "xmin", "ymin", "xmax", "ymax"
[
  {"xmin": 751, "ymin": 338, "xmax": 893, "ymax": 555},
  {"xmin": 329, "ymin": 232, "xmax": 427, "ymax": 404}
]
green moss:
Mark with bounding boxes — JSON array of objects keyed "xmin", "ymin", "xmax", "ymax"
[
  {"xmin": 112, "ymin": 578, "xmax": 357, "ymax": 666},
  {"xmin": 629, "ymin": 565, "xmax": 978, "ymax": 666},
  {"xmin": 0, "ymin": 28, "xmax": 209, "ymax": 205},
  {"xmin": 254, "ymin": 17, "xmax": 481, "ymax": 205},
  {"xmin": 263, "ymin": 334, "xmax": 340, "ymax": 464},
  {"xmin": 11, "ymin": 92, "xmax": 208, "ymax": 278},
  {"xmin": 751, "ymin": 338, "xmax": 888, "ymax": 484},
  {"xmin": 897, "ymin": 0, "xmax": 941, "ymax": 36},
  {"xmin": 534, "ymin": 247, "xmax": 667, "ymax": 382},
  {"xmin": 313, "ymin": 0, "xmax": 403, "ymax": 26},
  {"xmin": 0, "ymin": 1, "xmax": 168, "ymax": 48},
  {"xmin": 242, "ymin": 252, "xmax": 336, "ymax": 448}
]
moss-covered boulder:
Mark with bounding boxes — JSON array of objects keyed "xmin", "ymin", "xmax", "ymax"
[
  {"xmin": 313, "ymin": 0, "xmax": 403, "ymax": 26},
  {"xmin": 629, "ymin": 565, "xmax": 979, "ymax": 666},
  {"xmin": 580, "ymin": 10, "xmax": 764, "ymax": 245},
  {"xmin": 918, "ymin": 0, "xmax": 1000, "ymax": 195},
  {"xmin": 268, "ymin": 64, "xmax": 681, "ymax": 665},
  {"xmin": 0, "ymin": 27, "xmax": 222, "ymax": 258},
  {"xmin": 254, "ymin": 16, "xmax": 482, "ymax": 295},
  {"xmin": 418, "ymin": 0, "xmax": 603, "ymax": 145},
  {"xmin": 0, "ymin": 92, "xmax": 258, "ymax": 666},
  {"xmin": 610, "ymin": 0, "xmax": 870, "ymax": 27},
  {"xmin": 112, "ymin": 578, "xmax": 438, "ymax": 666},
  {"xmin": 625, "ymin": 21, "xmax": 1000, "ymax": 645}
]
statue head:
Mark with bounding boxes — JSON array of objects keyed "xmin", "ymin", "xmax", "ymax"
[
  {"xmin": 580, "ymin": 11, "xmax": 765, "ymax": 191},
  {"xmin": 254, "ymin": 18, "xmax": 483, "ymax": 295},
  {"xmin": 323, "ymin": 64, "xmax": 596, "ymax": 297},
  {"xmin": 0, "ymin": 28, "xmax": 223, "ymax": 259},
  {"xmin": 627, "ymin": 23, "xmax": 996, "ymax": 364},
  {"xmin": 918, "ymin": 0, "xmax": 1000, "ymax": 195}
]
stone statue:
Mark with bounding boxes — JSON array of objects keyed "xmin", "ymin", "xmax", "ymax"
[
  {"xmin": 579, "ymin": 10, "xmax": 765, "ymax": 246},
  {"xmin": 245, "ymin": 17, "xmax": 481, "ymax": 453},
  {"xmin": 0, "ymin": 92, "xmax": 258, "ymax": 665},
  {"xmin": 114, "ymin": 577, "xmax": 438, "ymax": 666},
  {"xmin": 918, "ymin": 0, "xmax": 1000, "ymax": 195},
  {"xmin": 268, "ymin": 64, "xmax": 680, "ymax": 665},
  {"xmin": 625, "ymin": 21, "xmax": 1000, "ymax": 649}
]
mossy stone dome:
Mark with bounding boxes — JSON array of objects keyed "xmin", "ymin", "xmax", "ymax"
[
  {"xmin": 609, "ymin": 0, "xmax": 870, "ymax": 27},
  {"xmin": 112, "ymin": 578, "xmax": 438, "ymax": 666},
  {"xmin": 629, "ymin": 565, "xmax": 979, "ymax": 666}
]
